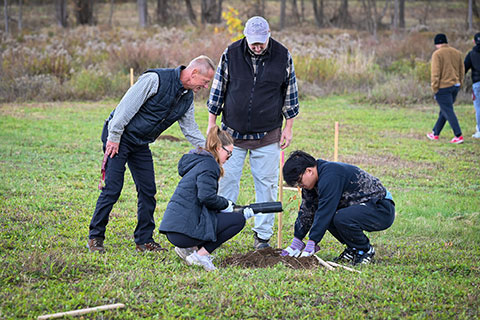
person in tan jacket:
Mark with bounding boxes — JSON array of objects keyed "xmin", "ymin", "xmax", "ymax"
[{"xmin": 427, "ymin": 33, "xmax": 465, "ymax": 144}]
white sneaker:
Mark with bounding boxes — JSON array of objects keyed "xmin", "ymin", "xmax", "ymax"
[
  {"xmin": 185, "ymin": 252, "xmax": 217, "ymax": 271},
  {"xmin": 174, "ymin": 247, "xmax": 196, "ymax": 261},
  {"xmin": 472, "ymin": 131, "xmax": 480, "ymax": 138}
]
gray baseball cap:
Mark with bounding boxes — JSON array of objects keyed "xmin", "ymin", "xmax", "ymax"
[{"xmin": 243, "ymin": 16, "xmax": 271, "ymax": 44}]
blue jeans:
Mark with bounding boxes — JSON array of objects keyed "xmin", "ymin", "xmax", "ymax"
[
  {"xmin": 89, "ymin": 124, "xmax": 157, "ymax": 244},
  {"xmin": 472, "ymin": 82, "xmax": 480, "ymax": 131},
  {"xmin": 218, "ymin": 142, "xmax": 280, "ymax": 240},
  {"xmin": 433, "ymin": 86, "xmax": 462, "ymax": 137}
]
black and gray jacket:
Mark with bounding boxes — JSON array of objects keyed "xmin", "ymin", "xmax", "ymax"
[{"xmin": 293, "ymin": 159, "xmax": 393, "ymax": 243}]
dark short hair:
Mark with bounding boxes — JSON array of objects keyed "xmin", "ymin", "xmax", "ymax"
[
  {"xmin": 475, "ymin": 32, "xmax": 480, "ymax": 45},
  {"xmin": 283, "ymin": 150, "xmax": 317, "ymax": 187}
]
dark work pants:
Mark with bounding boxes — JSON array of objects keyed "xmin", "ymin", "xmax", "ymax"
[
  {"xmin": 327, "ymin": 199, "xmax": 395, "ymax": 251},
  {"xmin": 165, "ymin": 212, "xmax": 246, "ymax": 254},
  {"xmin": 89, "ymin": 130, "xmax": 157, "ymax": 245},
  {"xmin": 433, "ymin": 86, "xmax": 462, "ymax": 137}
]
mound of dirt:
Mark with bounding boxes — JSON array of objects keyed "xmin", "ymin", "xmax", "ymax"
[
  {"xmin": 157, "ymin": 135, "xmax": 183, "ymax": 142},
  {"xmin": 220, "ymin": 247, "xmax": 321, "ymax": 269}
]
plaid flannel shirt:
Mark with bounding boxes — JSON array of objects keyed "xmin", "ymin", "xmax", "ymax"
[{"xmin": 207, "ymin": 45, "xmax": 299, "ymax": 140}]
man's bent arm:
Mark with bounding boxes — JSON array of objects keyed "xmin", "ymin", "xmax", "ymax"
[{"xmin": 178, "ymin": 102, "xmax": 206, "ymax": 148}]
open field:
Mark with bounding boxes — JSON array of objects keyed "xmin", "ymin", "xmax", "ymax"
[{"xmin": 1, "ymin": 96, "xmax": 479, "ymax": 319}]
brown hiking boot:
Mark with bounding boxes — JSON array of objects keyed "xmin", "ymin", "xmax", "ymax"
[
  {"xmin": 253, "ymin": 232, "xmax": 271, "ymax": 250},
  {"xmin": 135, "ymin": 241, "xmax": 167, "ymax": 252},
  {"xmin": 87, "ymin": 238, "xmax": 105, "ymax": 253}
]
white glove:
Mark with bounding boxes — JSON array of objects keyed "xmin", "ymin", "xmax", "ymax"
[
  {"xmin": 243, "ymin": 207, "xmax": 255, "ymax": 219},
  {"xmin": 220, "ymin": 200, "xmax": 234, "ymax": 213},
  {"xmin": 281, "ymin": 246, "xmax": 302, "ymax": 257},
  {"xmin": 300, "ymin": 250, "xmax": 315, "ymax": 257}
]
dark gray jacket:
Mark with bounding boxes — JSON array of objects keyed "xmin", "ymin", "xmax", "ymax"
[{"xmin": 159, "ymin": 149, "xmax": 229, "ymax": 241}]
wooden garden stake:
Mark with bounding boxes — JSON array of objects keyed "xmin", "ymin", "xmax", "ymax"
[
  {"xmin": 326, "ymin": 261, "xmax": 362, "ymax": 273},
  {"xmin": 277, "ymin": 151, "xmax": 284, "ymax": 248},
  {"xmin": 38, "ymin": 303, "xmax": 125, "ymax": 319},
  {"xmin": 130, "ymin": 68, "xmax": 134, "ymax": 87},
  {"xmin": 313, "ymin": 255, "xmax": 335, "ymax": 271},
  {"xmin": 334, "ymin": 121, "xmax": 339, "ymax": 162}
]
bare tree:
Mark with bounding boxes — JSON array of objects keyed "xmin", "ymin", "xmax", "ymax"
[
  {"xmin": 252, "ymin": 0, "xmax": 266, "ymax": 16},
  {"xmin": 17, "ymin": 0, "xmax": 22, "ymax": 31},
  {"xmin": 55, "ymin": 0, "xmax": 68, "ymax": 28},
  {"xmin": 418, "ymin": 0, "xmax": 431, "ymax": 25},
  {"xmin": 74, "ymin": 0, "xmax": 94, "ymax": 25},
  {"xmin": 201, "ymin": 0, "xmax": 222, "ymax": 24},
  {"xmin": 138, "ymin": 0, "xmax": 148, "ymax": 27},
  {"xmin": 108, "ymin": 0, "xmax": 114, "ymax": 27},
  {"xmin": 157, "ymin": 0, "xmax": 169, "ymax": 24},
  {"xmin": 300, "ymin": 0, "xmax": 305, "ymax": 22},
  {"xmin": 331, "ymin": 0, "xmax": 352, "ymax": 28},
  {"xmin": 185, "ymin": 0, "xmax": 197, "ymax": 25},
  {"xmin": 4, "ymin": 0, "xmax": 9, "ymax": 33},
  {"xmin": 291, "ymin": 0, "xmax": 300, "ymax": 24},
  {"xmin": 469, "ymin": 0, "xmax": 473, "ymax": 32},
  {"xmin": 393, "ymin": 0, "xmax": 399, "ymax": 30},
  {"xmin": 312, "ymin": 0, "xmax": 324, "ymax": 28},
  {"xmin": 473, "ymin": 0, "xmax": 480, "ymax": 19},
  {"xmin": 361, "ymin": 0, "xmax": 378, "ymax": 38},
  {"xmin": 279, "ymin": 0, "xmax": 286, "ymax": 29},
  {"xmin": 399, "ymin": 0, "xmax": 405, "ymax": 28}
]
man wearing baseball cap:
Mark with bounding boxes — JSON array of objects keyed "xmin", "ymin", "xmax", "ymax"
[
  {"xmin": 464, "ymin": 32, "xmax": 480, "ymax": 139},
  {"xmin": 207, "ymin": 16, "xmax": 299, "ymax": 249},
  {"xmin": 427, "ymin": 33, "xmax": 465, "ymax": 144}
]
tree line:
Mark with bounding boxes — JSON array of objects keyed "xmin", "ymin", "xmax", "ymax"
[{"xmin": 3, "ymin": 0, "xmax": 480, "ymax": 35}]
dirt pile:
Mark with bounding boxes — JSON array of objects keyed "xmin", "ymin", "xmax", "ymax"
[
  {"xmin": 157, "ymin": 135, "xmax": 183, "ymax": 142},
  {"xmin": 220, "ymin": 247, "xmax": 321, "ymax": 269}
]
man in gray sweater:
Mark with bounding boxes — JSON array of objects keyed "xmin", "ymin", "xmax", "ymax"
[{"xmin": 88, "ymin": 55, "xmax": 215, "ymax": 253}]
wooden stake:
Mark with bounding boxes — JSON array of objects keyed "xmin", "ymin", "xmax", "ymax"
[
  {"xmin": 313, "ymin": 254, "xmax": 335, "ymax": 271},
  {"xmin": 38, "ymin": 303, "xmax": 125, "ymax": 320},
  {"xmin": 277, "ymin": 151, "xmax": 284, "ymax": 248},
  {"xmin": 334, "ymin": 121, "xmax": 339, "ymax": 162},
  {"xmin": 130, "ymin": 68, "xmax": 134, "ymax": 87},
  {"xmin": 326, "ymin": 261, "xmax": 362, "ymax": 273}
]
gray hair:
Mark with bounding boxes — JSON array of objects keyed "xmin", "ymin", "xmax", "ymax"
[{"xmin": 187, "ymin": 55, "xmax": 216, "ymax": 75}]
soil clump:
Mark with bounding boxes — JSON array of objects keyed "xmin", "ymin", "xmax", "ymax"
[{"xmin": 220, "ymin": 247, "xmax": 321, "ymax": 269}]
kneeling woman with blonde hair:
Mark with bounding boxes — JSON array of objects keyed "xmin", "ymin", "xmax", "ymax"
[{"xmin": 159, "ymin": 125, "xmax": 248, "ymax": 271}]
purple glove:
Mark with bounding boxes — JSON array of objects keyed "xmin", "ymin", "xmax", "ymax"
[
  {"xmin": 281, "ymin": 237, "xmax": 305, "ymax": 257},
  {"xmin": 300, "ymin": 240, "xmax": 318, "ymax": 257}
]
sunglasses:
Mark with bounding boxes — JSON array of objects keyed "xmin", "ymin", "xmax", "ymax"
[{"xmin": 222, "ymin": 146, "xmax": 233, "ymax": 158}]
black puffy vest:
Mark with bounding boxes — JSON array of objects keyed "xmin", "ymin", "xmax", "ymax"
[
  {"xmin": 223, "ymin": 38, "xmax": 288, "ymax": 134},
  {"xmin": 109, "ymin": 67, "xmax": 193, "ymax": 146}
]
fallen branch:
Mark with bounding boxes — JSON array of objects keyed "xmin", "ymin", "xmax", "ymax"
[
  {"xmin": 38, "ymin": 303, "xmax": 125, "ymax": 319},
  {"xmin": 326, "ymin": 261, "xmax": 361, "ymax": 273}
]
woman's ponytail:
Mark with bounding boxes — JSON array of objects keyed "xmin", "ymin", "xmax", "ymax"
[{"xmin": 206, "ymin": 125, "xmax": 233, "ymax": 176}]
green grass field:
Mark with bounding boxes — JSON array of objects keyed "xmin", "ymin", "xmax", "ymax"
[{"xmin": 1, "ymin": 97, "xmax": 479, "ymax": 319}]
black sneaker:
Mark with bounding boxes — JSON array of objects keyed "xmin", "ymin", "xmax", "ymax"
[
  {"xmin": 136, "ymin": 241, "xmax": 167, "ymax": 252},
  {"xmin": 333, "ymin": 246, "xmax": 356, "ymax": 263},
  {"xmin": 253, "ymin": 232, "xmax": 271, "ymax": 250},
  {"xmin": 352, "ymin": 245, "xmax": 375, "ymax": 265},
  {"xmin": 87, "ymin": 238, "xmax": 105, "ymax": 253}
]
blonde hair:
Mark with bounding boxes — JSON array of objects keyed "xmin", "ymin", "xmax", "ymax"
[{"xmin": 205, "ymin": 125, "xmax": 233, "ymax": 177}]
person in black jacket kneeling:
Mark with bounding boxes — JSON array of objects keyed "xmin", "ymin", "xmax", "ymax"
[
  {"xmin": 159, "ymin": 125, "xmax": 251, "ymax": 271},
  {"xmin": 281, "ymin": 150, "xmax": 395, "ymax": 266}
]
